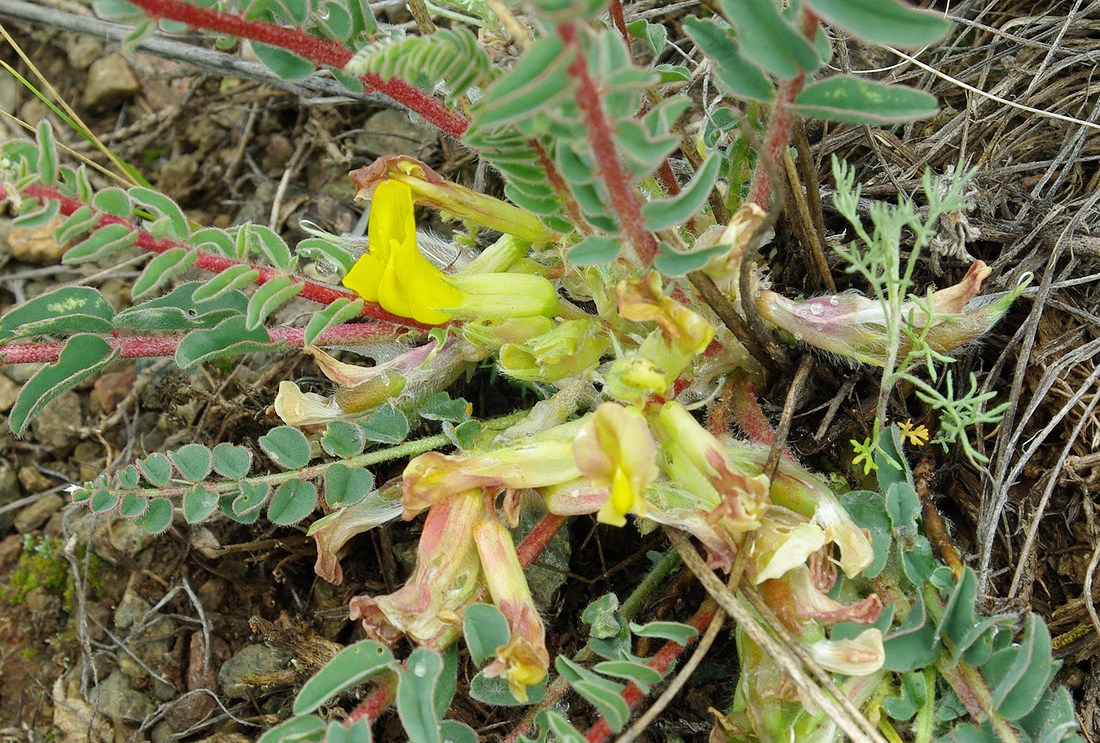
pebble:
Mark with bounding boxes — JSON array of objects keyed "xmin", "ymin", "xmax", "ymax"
[
  {"xmin": 29, "ymin": 389, "xmax": 83, "ymax": 450},
  {"xmin": 67, "ymin": 35, "xmax": 103, "ymax": 70},
  {"xmin": 14, "ymin": 493, "xmax": 64, "ymax": 534},
  {"xmin": 83, "ymin": 53, "xmax": 140, "ymax": 110},
  {"xmin": 52, "ymin": 671, "xmax": 112, "ymax": 742},
  {"xmin": 0, "ymin": 466, "xmax": 21, "ymax": 533},
  {"xmin": 24, "ymin": 585, "xmax": 62, "ymax": 616},
  {"xmin": 0, "ymin": 532, "xmax": 23, "ymax": 568},
  {"xmin": 355, "ymin": 108, "xmax": 439, "ymax": 160},
  {"xmin": 114, "ymin": 586, "xmax": 152, "ymax": 631},
  {"xmin": 107, "ymin": 515, "xmax": 156, "ymax": 558},
  {"xmin": 0, "ymin": 373, "xmax": 18, "ymax": 412},
  {"xmin": 7, "ymin": 216, "xmax": 66, "ymax": 265},
  {"xmin": 17, "ymin": 465, "xmax": 53, "ymax": 494},
  {"xmin": 217, "ymin": 643, "xmax": 290, "ymax": 700},
  {"xmin": 87, "ymin": 670, "xmax": 156, "ymax": 724}
]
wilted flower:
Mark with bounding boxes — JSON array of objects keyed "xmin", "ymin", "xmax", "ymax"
[
  {"xmin": 573, "ymin": 403, "xmax": 659, "ymax": 526},
  {"xmin": 750, "ymin": 509, "xmax": 827, "ymax": 584},
  {"xmin": 403, "ymin": 438, "xmax": 582, "ymax": 518},
  {"xmin": 342, "ymin": 179, "xmax": 558, "ymax": 324},
  {"xmin": 760, "ymin": 565, "xmax": 883, "ymax": 632},
  {"xmin": 350, "ymin": 490, "xmax": 486, "ymax": 647},
  {"xmin": 308, "ymin": 483, "xmax": 404, "ymax": 584},
  {"xmin": 474, "ymin": 517, "xmax": 550, "ymax": 702},
  {"xmin": 809, "ymin": 628, "xmax": 885, "ymax": 676},
  {"xmin": 755, "ymin": 261, "xmax": 1030, "ymax": 365}
]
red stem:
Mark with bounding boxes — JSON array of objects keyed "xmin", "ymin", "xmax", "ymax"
[
  {"xmin": 125, "ymin": 0, "xmax": 469, "ymax": 139},
  {"xmin": 608, "ymin": 0, "xmax": 630, "ymax": 45},
  {"xmin": 14, "ymin": 183, "xmax": 429, "ymax": 330},
  {"xmin": 516, "ymin": 513, "xmax": 567, "ymax": 568},
  {"xmin": 559, "ymin": 23, "xmax": 659, "ymax": 265},
  {"xmin": 533, "ymin": 141, "xmax": 593, "ymax": 236},
  {"xmin": 584, "ymin": 599, "xmax": 719, "ymax": 743},
  {"xmin": 0, "ymin": 321, "xmax": 400, "ymax": 364}
]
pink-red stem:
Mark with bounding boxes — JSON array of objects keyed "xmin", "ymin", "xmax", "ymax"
[
  {"xmin": 559, "ymin": 23, "xmax": 659, "ymax": 266},
  {"xmin": 584, "ymin": 599, "xmax": 719, "ymax": 743},
  {"xmin": 10, "ymin": 183, "xmax": 427, "ymax": 330},
  {"xmin": 126, "ymin": 0, "xmax": 469, "ymax": 139},
  {"xmin": 0, "ymin": 321, "xmax": 400, "ymax": 364}
]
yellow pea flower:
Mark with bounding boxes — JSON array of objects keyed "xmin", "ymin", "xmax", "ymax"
[
  {"xmin": 342, "ymin": 179, "xmax": 462, "ymax": 325},
  {"xmin": 342, "ymin": 179, "xmax": 559, "ymax": 325}
]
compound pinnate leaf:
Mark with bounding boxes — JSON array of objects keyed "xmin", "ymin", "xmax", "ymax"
[
  {"xmin": 795, "ymin": 76, "xmax": 939, "ymax": 125},
  {"xmin": 323, "ymin": 463, "xmax": 373, "ymax": 508},
  {"xmin": 0, "ymin": 286, "xmax": 115, "ymax": 342},
  {"xmin": 464, "ymin": 603, "xmax": 511, "ymax": 666},
  {"xmin": 135, "ymin": 498, "xmax": 173, "ymax": 534},
  {"xmin": 396, "ymin": 648, "xmax": 444, "ymax": 743},
  {"xmin": 420, "ymin": 392, "xmax": 469, "ymax": 423},
  {"xmin": 324, "ymin": 719, "xmax": 372, "ymax": 743},
  {"xmin": 114, "ymin": 283, "xmax": 247, "ymax": 332},
  {"xmin": 183, "ymin": 485, "xmax": 219, "ymax": 523},
  {"xmin": 475, "ymin": 36, "xmax": 575, "ymax": 128},
  {"xmin": 653, "ymin": 243, "xmax": 728, "ymax": 277},
  {"xmin": 211, "ymin": 443, "xmax": 252, "ymax": 479},
  {"xmin": 55, "ymin": 204, "xmax": 97, "ymax": 244},
  {"xmin": 268, "ymin": 480, "xmax": 318, "ymax": 525},
  {"xmin": 9, "ymin": 335, "xmax": 120, "ymax": 437},
  {"xmin": 91, "ymin": 186, "xmax": 131, "ymax": 217},
  {"xmin": 169, "ymin": 443, "xmax": 213, "ymax": 482},
  {"xmin": 138, "ymin": 453, "xmax": 173, "ymax": 487},
  {"xmin": 573, "ymin": 679, "xmax": 629, "ymax": 732},
  {"xmin": 438, "ymin": 721, "xmax": 476, "ymax": 743},
  {"xmin": 804, "ymin": 0, "xmax": 951, "ymax": 48},
  {"xmin": 36, "ymin": 120, "xmax": 57, "ymax": 185},
  {"xmin": 882, "ymin": 591, "xmax": 940, "ymax": 672},
  {"xmin": 259, "ymin": 426, "xmax": 312, "ymax": 470},
  {"xmin": 322, "ymin": 421, "xmax": 367, "ymax": 459},
  {"xmin": 132, "ymin": 247, "xmax": 199, "ymax": 300},
  {"xmin": 293, "ymin": 640, "xmax": 395, "ymax": 715}
]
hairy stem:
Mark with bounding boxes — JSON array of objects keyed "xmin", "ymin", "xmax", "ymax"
[
  {"xmin": 13, "ymin": 183, "xmax": 427, "ymax": 329},
  {"xmin": 559, "ymin": 23, "xmax": 659, "ymax": 265},
  {"xmin": 0, "ymin": 321, "xmax": 402, "ymax": 365},
  {"xmin": 125, "ymin": 0, "xmax": 469, "ymax": 139}
]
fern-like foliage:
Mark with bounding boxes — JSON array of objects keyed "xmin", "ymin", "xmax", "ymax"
[{"xmin": 346, "ymin": 27, "xmax": 496, "ymax": 108}]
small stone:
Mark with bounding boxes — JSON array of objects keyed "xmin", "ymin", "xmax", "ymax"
[
  {"xmin": 108, "ymin": 516, "xmax": 156, "ymax": 558},
  {"xmin": 7, "ymin": 216, "xmax": 66, "ymax": 265},
  {"xmin": 0, "ymin": 465, "xmax": 21, "ymax": 532},
  {"xmin": 87, "ymin": 670, "xmax": 155, "ymax": 724},
  {"xmin": 67, "ymin": 35, "xmax": 103, "ymax": 70},
  {"xmin": 217, "ymin": 643, "xmax": 291, "ymax": 700},
  {"xmin": 0, "ymin": 374, "xmax": 18, "ymax": 412},
  {"xmin": 114, "ymin": 587, "xmax": 152, "ymax": 631},
  {"xmin": 195, "ymin": 577, "xmax": 227, "ymax": 612},
  {"xmin": 83, "ymin": 53, "xmax": 140, "ymax": 110},
  {"xmin": 14, "ymin": 493, "xmax": 64, "ymax": 533},
  {"xmin": 24, "ymin": 585, "xmax": 61, "ymax": 616},
  {"xmin": 52, "ymin": 673, "xmax": 112, "ymax": 743},
  {"xmin": 17, "ymin": 465, "xmax": 52, "ymax": 493},
  {"xmin": 355, "ymin": 108, "xmax": 439, "ymax": 160},
  {"xmin": 29, "ymin": 389, "xmax": 83, "ymax": 450},
  {"xmin": 0, "ymin": 533, "xmax": 23, "ymax": 568}
]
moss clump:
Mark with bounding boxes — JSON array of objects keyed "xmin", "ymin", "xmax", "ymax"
[{"xmin": 3, "ymin": 535, "xmax": 102, "ymax": 611}]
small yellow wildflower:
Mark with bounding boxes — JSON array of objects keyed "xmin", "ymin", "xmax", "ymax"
[
  {"xmin": 898, "ymin": 420, "xmax": 931, "ymax": 447},
  {"xmin": 343, "ymin": 179, "xmax": 461, "ymax": 325},
  {"xmin": 850, "ymin": 437, "xmax": 878, "ymax": 475}
]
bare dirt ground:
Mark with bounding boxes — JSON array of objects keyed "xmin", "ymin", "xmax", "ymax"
[{"xmin": 0, "ymin": 1, "xmax": 1099, "ymax": 741}]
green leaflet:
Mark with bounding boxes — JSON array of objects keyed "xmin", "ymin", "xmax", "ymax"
[
  {"xmin": 795, "ymin": 76, "xmax": 939, "ymax": 125},
  {"xmin": 293, "ymin": 640, "xmax": 396, "ymax": 715},
  {"xmin": 804, "ymin": 0, "xmax": 951, "ymax": 48},
  {"xmin": 0, "ymin": 286, "xmax": 115, "ymax": 342},
  {"xmin": 9, "ymin": 335, "xmax": 120, "ymax": 437}
]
